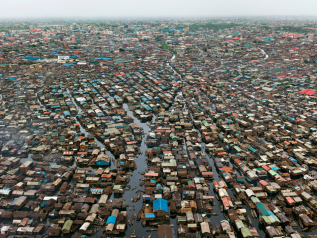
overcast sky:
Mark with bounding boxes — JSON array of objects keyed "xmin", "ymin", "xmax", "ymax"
[{"xmin": 1, "ymin": 0, "xmax": 317, "ymax": 19}]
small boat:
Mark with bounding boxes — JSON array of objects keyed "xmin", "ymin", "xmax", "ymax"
[
  {"xmin": 136, "ymin": 190, "xmax": 142, "ymax": 201},
  {"xmin": 131, "ymin": 228, "xmax": 136, "ymax": 237},
  {"xmin": 139, "ymin": 180, "xmax": 145, "ymax": 186},
  {"xmin": 216, "ymin": 224, "xmax": 221, "ymax": 234},
  {"xmin": 299, "ymin": 219, "xmax": 304, "ymax": 229},
  {"xmin": 137, "ymin": 207, "xmax": 144, "ymax": 221},
  {"xmin": 148, "ymin": 234, "xmax": 152, "ymax": 238},
  {"xmin": 247, "ymin": 216, "xmax": 252, "ymax": 225}
]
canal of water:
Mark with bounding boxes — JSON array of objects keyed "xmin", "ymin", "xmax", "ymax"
[{"xmin": 9, "ymin": 52, "xmax": 317, "ymax": 238}]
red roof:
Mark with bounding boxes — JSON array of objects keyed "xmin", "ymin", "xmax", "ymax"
[
  {"xmin": 222, "ymin": 197, "xmax": 232, "ymax": 207},
  {"xmin": 298, "ymin": 88, "xmax": 316, "ymax": 95},
  {"xmin": 262, "ymin": 165, "xmax": 271, "ymax": 172},
  {"xmin": 286, "ymin": 197, "xmax": 295, "ymax": 204},
  {"xmin": 259, "ymin": 180, "xmax": 269, "ymax": 186},
  {"xmin": 145, "ymin": 173, "xmax": 158, "ymax": 177},
  {"xmin": 101, "ymin": 174, "xmax": 111, "ymax": 178}
]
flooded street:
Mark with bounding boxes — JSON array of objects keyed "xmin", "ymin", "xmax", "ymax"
[
  {"xmin": 1, "ymin": 51, "xmax": 314, "ymax": 238},
  {"xmin": 259, "ymin": 48, "xmax": 269, "ymax": 59},
  {"xmin": 1, "ymin": 18, "xmax": 317, "ymax": 238}
]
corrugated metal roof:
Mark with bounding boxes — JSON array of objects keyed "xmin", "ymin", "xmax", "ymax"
[
  {"xmin": 106, "ymin": 215, "xmax": 116, "ymax": 224},
  {"xmin": 145, "ymin": 213, "xmax": 155, "ymax": 218},
  {"xmin": 153, "ymin": 198, "xmax": 168, "ymax": 212}
]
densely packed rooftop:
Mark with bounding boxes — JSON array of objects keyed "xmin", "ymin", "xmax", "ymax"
[{"xmin": 1, "ymin": 18, "xmax": 317, "ymax": 238}]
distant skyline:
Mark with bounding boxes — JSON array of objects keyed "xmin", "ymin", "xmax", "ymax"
[{"xmin": 1, "ymin": 0, "xmax": 317, "ymax": 19}]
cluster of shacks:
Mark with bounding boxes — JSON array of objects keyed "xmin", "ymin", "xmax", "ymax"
[{"xmin": 1, "ymin": 18, "xmax": 317, "ymax": 238}]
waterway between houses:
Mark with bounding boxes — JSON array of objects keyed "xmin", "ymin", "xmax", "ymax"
[
  {"xmin": 13, "ymin": 53, "xmax": 265, "ymax": 238},
  {"xmin": 15, "ymin": 52, "xmax": 317, "ymax": 238}
]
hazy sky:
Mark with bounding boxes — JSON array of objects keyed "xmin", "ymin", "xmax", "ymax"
[{"xmin": 1, "ymin": 0, "xmax": 317, "ymax": 19}]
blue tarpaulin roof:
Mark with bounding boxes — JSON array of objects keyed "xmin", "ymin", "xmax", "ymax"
[
  {"xmin": 25, "ymin": 56, "xmax": 40, "ymax": 60},
  {"xmin": 106, "ymin": 216, "xmax": 116, "ymax": 224},
  {"xmin": 9, "ymin": 198, "xmax": 18, "ymax": 206},
  {"xmin": 153, "ymin": 198, "xmax": 168, "ymax": 212},
  {"xmin": 290, "ymin": 157, "xmax": 297, "ymax": 162},
  {"xmin": 145, "ymin": 213, "xmax": 155, "ymax": 218}
]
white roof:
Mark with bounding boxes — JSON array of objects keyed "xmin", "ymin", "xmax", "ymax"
[
  {"xmin": 43, "ymin": 196, "xmax": 58, "ymax": 201},
  {"xmin": 76, "ymin": 97, "xmax": 86, "ymax": 102}
]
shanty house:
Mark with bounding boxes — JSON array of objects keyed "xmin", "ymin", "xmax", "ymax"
[
  {"xmin": 153, "ymin": 198, "xmax": 169, "ymax": 217},
  {"xmin": 96, "ymin": 153, "xmax": 110, "ymax": 166}
]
